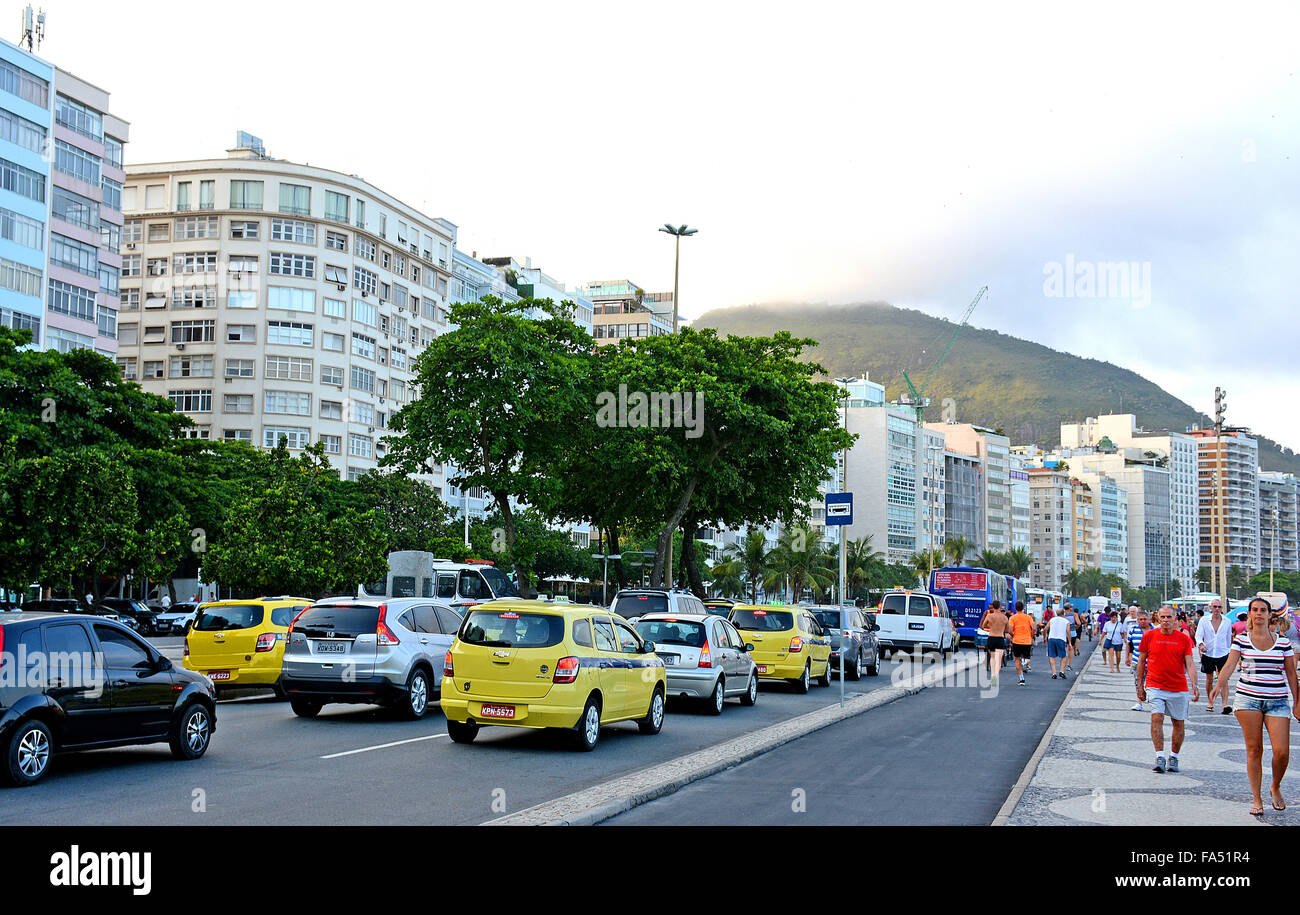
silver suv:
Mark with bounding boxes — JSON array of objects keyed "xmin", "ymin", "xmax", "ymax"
[
  {"xmin": 280, "ymin": 598, "xmax": 462, "ymax": 719},
  {"xmin": 609, "ymin": 589, "xmax": 709, "ymax": 623}
]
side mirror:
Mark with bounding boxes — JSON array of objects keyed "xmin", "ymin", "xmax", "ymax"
[
  {"xmin": 744, "ymin": 643, "xmax": 755, "ymax": 652},
  {"xmin": 641, "ymin": 641, "xmax": 656, "ymax": 654},
  {"xmin": 155, "ymin": 655, "xmax": 173, "ymax": 671}
]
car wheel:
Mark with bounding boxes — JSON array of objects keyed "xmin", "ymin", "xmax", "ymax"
[
  {"xmin": 574, "ymin": 696, "xmax": 602, "ymax": 751},
  {"xmin": 866, "ymin": 654, "xmax": 879, "ymax": 677},
  {"xmin": 290, "ymin": 698, "xmax": 322, "ymax": 718},
  {"xmin": 402, "ymin": 668, "xmax": 430, "ymax": 720},
  {"xmin": 849, "ymin": 652, "xmax": 863, "ymax": 681},
  {"xmin": 740, "ymin": 673, "xmax": 759, "ymax": 706},
  {"xmin": 638, "ymin": 687, "xmax": 666, "ymax": 734},
  {"xmin": 271, "ymin": 677, "xmax": 288, "ymax": 700},
  {"xmin": 446, "ymin": 719, "xmax": 479, "ymax": 744},
  {"xmin": 169, "ymin": 702, "xmax": 212, "ymax": 761},
  {"xmin": 706, "ymin": 677, "xmax": 724, "ymax": 715},
  {"xmin": 2, "ymin": 718, "xmax": 52, "ymax": 787},
  {"xmin": 792, "ymin": 662, "xmax": 810, "ymax": 694},
  {"xmin": 817, "ymin": 658, "xmax": 833, "ymax": 687}
]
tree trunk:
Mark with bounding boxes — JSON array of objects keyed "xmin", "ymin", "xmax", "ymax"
[
  {"xmin": 607, "ymin": 527, "xmax": 627, "ymax": 591},
  {"xmin": 494, "ymin": 493, "xmax": 531, "ymax": 598},
  {"xmin": 682, "ymin": 515, "xmax": 706, "ymax": 599},
  {"xmin": 650, "ymin": 473, "xmax": 702, "ymax": 588}
]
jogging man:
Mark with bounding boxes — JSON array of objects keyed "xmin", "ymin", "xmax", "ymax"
[
  {"xmin": 1195, "ymin": 598, "xmax": 1232, "ymax": 713},
  {"xmin": 1126, "ymin": 609, "xmax": 1152, "ymax": 710},
  {"xmin": 980, "ymin": 600, "xmax": 1010, "ymax": 681},
  {"xmin": 1009, "ymin": 601, "xmax": 1036, "ymax": 685},
  {"xmin": 1066, "ymin": 605, "xmax": 1082, "ymax": 671},
  {"xmin": 1136, "ymin": 607, "xmax": 1199, "ymax": 773},
  {"xmin": 1046, "ymin": 606, "xmax": 1072, "ymax": 679}
]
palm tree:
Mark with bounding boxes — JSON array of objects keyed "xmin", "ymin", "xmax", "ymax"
[
  {"xmin": 716, "ymin": 529, "xmax": 775, "ymax": 603},
  {"xmin": 908, "ymin": 549, "xmax": 945, "ymax": 588},
  {"xmin": 847, "ymin": 535, "xmax": 886, "ymax": 600},
  {"xmin": 1004, "ymin": 547, "xmax": 1031, "ymax": 579},
  {"xmin": 1081, "ymin": 567, "xmax": 1106, "ymax": 596},
  {"xmin": 1063, "ymin": 568, "xmax": 1084, "ymax": 597},
  {"xmin": 976, "ymin": 549, "xmax": 1005, "ymax": 574},
  {"xmin": 944, "ymin": 536, "xmax": 972, "ymax": 567},
  {"xmin": 705, "ymin": 556, "xmax": 744, "ymax": 598},
  {"xmin": 768, "ymin": 525, "xmax": 836, "ymax": 603}
]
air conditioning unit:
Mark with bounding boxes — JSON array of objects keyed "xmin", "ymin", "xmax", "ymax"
[
  {"xmin": 126, "ymin": 243, "xmax": 137, "ymax": 250},
  {"xmin": 176, "ymin": 343, "xmax": 186, "ymax": 351}
]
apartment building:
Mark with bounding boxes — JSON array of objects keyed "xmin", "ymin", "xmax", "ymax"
[
  {"xmin": 943, "ymin": 450, "xmax": 983, "ymax": 554},
  {"xmin": 926, "ymin": 422, "xmax": 1012, "ymax": 553},
  {"xmin": 917, "ymin": 425, "xmax": 947, "ymax": 554},
  {"xmin": 478, "ymin": 255, "xmax": 593, "ymax": 332},
  {"xmin": 1258, "ymin": 471, "xmax": 1299, "ymax": 575},
  {"xmin": 1189, "ymin": 427, "xmax": 1260, "ymax": 576},
  {"xmin": 1095, "ymin": 474, "xmax": 1130, "ymax": 580},
  {"xmin": 1010, "ymin": 453, "xmax": 1031, "ymax": 556},
  {"xmin": 116, "ymin": 137, "xmax": 456, "ymax": 483},
  {"xmin": 1028, "ymin": 467, "xmax": 1073, "ymax": 589},
  {"xmin": 578, "ymin": 279, "xmax": 672, "ymax": 344}
]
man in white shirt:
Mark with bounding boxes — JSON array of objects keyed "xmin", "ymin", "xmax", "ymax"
[
  {"xmin": 1046, "ymin": 610, "xmax": 1073, "ymax": 679},
  {"xmin": 1195, "ymin": 598, "xmax": 1231, "ymax": 713}
]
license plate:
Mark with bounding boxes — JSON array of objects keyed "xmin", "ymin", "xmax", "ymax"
[
  {"xmin": 909, "ymin": 622, "xmax": 925, "ymax": 630},
  {"xmin": 661, "ymin": 656, "xmax": 678, "ymax": 666},
  {"xmin": 480, "ymin": 704, "xmax": 515, "ymax": 719},
  {"xmin": 757, "ymin": 665, "xmax": 769, "ymax": 674},
  {"xmin": 209, "ymin": 671, "xmax": 230, "ymax": 681},
  {"xmin": 316, "ymin": 641, "xmax": 347, "ymax": 653}
]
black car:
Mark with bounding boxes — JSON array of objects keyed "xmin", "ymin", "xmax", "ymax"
[
  {"xmin": 95, "ymin": 598, "xmax": 159, "ymax": 635},
  {"xmin": 0, "ymin": 612, "xmax": 216, "ymax": 786},
  {"xmin": 21, "ymin": 600, "xmax": 140, "ymax": 632},
  {"xmin": 809, "ymin": 606, "xmax": 881, "ymax": 679}
]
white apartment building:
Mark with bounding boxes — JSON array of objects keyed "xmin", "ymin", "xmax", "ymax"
[
  {"xmin": 925, "ymin": 422, "xmax": 1012, "ymax": 553},
  {"xmin": 1259, "ymin": 472, "xmax": 1300, "ymax": 575},
  {"xmin": 1010, "ymin": 452, "xmax": 1031, "ymax": 556},
  {"xmin": 1189, "ymin": 427, "xmax": 1261, "ymax": 576},
  {"xmin": 117, "ymin": 137, "xmax": 457, "ymax": 485}
]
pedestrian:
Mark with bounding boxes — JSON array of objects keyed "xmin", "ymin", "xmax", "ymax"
[
  {"xmin": 1232, "ymin": 608, "xmax": 1248, "ymax": 637},
  {"xmin": 1195, "ymin": 598, "xmax": 1232, "ymax": 713},
  {"xmin": 1102, "ymin": 612, "xmax": 1125, "ymax": 672},
  {"xmin": 979, "ymin": 600, "xmax": 1010, "ymax": 683},
  {"xmin": 1046, "ymin": 605, "xmax": 1072, "ymax": 679},
  {"xmin": 1009, "ymin": 600, "xmax": 1036, "ymax": 685},
  {"xmin": 1136, "ymin": 607, "xmax": 1199, "ymax": 774},
  {"xmin": 1210, "ymin": 596, "xmax": 1300, "ymax": 816},
  {"xmin": 1066, "ymin": 605, "xmax": 1082, "ymax": 671},
  {"xmin": 1040, "ymin": 605, "xmax": 1055, "ymax": 647},
  {"xmin": 1125, "ymin": 609, "xmax": 1152, "ymax": 709}
]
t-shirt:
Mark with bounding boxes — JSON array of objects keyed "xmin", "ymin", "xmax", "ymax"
[
  {"xmin": 1047, "ymin": 614, "xmax": 1072, "ymax": 642},
  {"xmin": 1139, "ymin": 628, "xmax": 1193, "ymax": 692},
  {"xmin": 1102, "ymin": 620, "xmax": 1120, "ymax": 642},
  {"xmin": 1009, "ymin": 613, "xmax": 1036, "ymax": 645},
  {"xmin": 1127, "ymin": 624, "xmax": 1145, "ymax": 653},
  {"xmin": 1231, "ymin": 632, "xmax": 1294, "ymax": 701}
]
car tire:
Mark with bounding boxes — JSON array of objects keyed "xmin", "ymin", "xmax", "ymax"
[
  {"xmin": 2, "ymin": 718, "xmax": 53, "ymax": 787},
  {"xmin": 817, "ymin": 658, "xmax": 832, "ymax": 687},
  {"xmin": 638, "ymin": 687, "xmax": 666, "ymax": 735},
  {"xmin": 446, "ymin": 719, "xmax": 479, "ymax": 744},
  {"xmin": 848, "ymin": 652, "xmax": 863, "ymax": 681},
  {"xmin": 168, "ymin": 701, "xmax": 212, "ymax": 761},
  {"xmin": 740, "ymin": 673, "xmax": 758, "ymax": 706},
  {"xmin": 574, "ymin": 696, "xmax": 602, "ymax": 751},
  {"xmin": 706, "ymin": 677, "xmax": 724, "ymax": 715},
  {"xmin": 792, "ymin": 662, "xmax": 811, "ymax": 694},
  {"xmin": 290, "ymin": 698, "xmax": 322, "ymax": 718},
  {"xmin": 271, "ymin": 677, "xmax": 288, "ymax": 700},
  {"xmin": 866, "ymin": 654, "xmax": 879, "ymax": 677},
  {"xmin": 402, "ymin": 668, "xmax": 431, "ymax": 720}
]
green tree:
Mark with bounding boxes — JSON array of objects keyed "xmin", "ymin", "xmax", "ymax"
[
  {"xmin": 355, "ymin": 471, "xmax": 459, "ymax": 556},
  {"xmin": 944, "ymin": 536, "xmax": 972, "ymax": 567},
  {"xmin": 1004, "ymin": 547, "xmax": 1031, "ymax": 579},
  {"xmin": 976, "ymin": 549, "xmax": 1006, "ymax": 574},
  {"xmin": 1063, "ymin": 568, "xmax": 1084, "ymax": 597}
]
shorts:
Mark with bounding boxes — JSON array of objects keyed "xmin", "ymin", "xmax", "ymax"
[
  {"xmin": 1200, "ymin": 655, "xmax": 1227, "ymax": 674},
  {"xmin": 1047, "ymin": 638, "xmax": 1067, "ymax": 659},
  {"xmin": 1012, "ymin": 642, "xmax": 1032, "ymax": 659},
  {"xmin": 1145, "ymin": 687, "xmax": 1190, "ymax": 720},
  {"xmin": 1234, "ymin": 695, "xmax": 1293, "ymax": 717},
  {"xmin": 986, "ymin": 636, "xmax": 1007, "ymax": 650},
  {"xmin": 1070, "ymin": 634, "xmax": 1079, "ymax": 645}
]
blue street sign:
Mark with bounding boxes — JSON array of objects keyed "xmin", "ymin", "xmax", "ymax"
[{"xmin": 825, "ymin": 492, "xmax": 853, "ymax": 526}]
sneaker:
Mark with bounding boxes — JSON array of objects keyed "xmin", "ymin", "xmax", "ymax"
[
  {"xmin": 1018, "ymin": 678, "xmax": 1026, "ymax": 686},
  {"xmin": 1153, "ymin": 756, "xmax": 1166, "ymax": 773},
  {"xmin": 1167, "ymin": 757, "xmax": 1179, "ymax": 773},
  {"xmin": 1132, "ymin": 703, "xmax": 1144, "ymax": 711}
]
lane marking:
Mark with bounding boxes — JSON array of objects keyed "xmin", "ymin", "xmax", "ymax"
[{"xmin": 320, "ymin": 733, "xmax": 448, "ymax": 759}]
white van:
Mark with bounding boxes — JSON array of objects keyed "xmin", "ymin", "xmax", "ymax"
[
  {"xmin": 872, "ymin": 589, "xmax": 957, "ymax": 659},
  {"xmin": 360, "ymin": 551, "xmax": 519, "ymax": 612}
]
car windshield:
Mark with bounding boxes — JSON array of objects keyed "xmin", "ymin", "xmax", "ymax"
[
  {"xmin": 635, "ymin": 619, "xmax": 706, "ymax": 647},
  {"xmin": 614, "ymin": 594, "xmax": 668, "ymax": 617},
  {"xmin": 194, "ymin": 604, "xmax": 264, "ymax": 631},
  {"xmin": 812, "ymin": 611, "xmax": 843, "ymax": 630},
  {"xmin": 460, "ymin": 610, "xmax": 564, "ymax": 648},
  {"xmin": 477, "ymin": 566, "xmax": 519, "ymax": 598},
  {"xmin": 732, "ymin": 609, "xmax": 793, "ymax": 631}
]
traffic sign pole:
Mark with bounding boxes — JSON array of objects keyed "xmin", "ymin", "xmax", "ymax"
[{"xmin": 825, "ymin": 492, "xmax": 853, "ymax": 710}]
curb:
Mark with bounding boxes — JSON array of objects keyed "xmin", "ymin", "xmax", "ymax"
[
  {"xmin": 483, "ymin": 651, "xmax": 981, "ymax": 825},
  {"xmin": 992, "ymin": 641, "xmax": 1101, "ymax": 825}
]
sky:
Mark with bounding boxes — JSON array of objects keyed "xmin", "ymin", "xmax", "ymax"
[{"xmin": 33, "ymin": 0, "xmax": 1300, "ymax": 449}]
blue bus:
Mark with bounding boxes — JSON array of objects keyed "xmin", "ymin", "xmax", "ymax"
[{"xmin": 929, "ymin": 567, "xmax": 1009, "ymax": 644}]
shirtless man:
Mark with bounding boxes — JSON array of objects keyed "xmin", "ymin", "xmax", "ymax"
[{"xmin": 980, "ymin": 600, "xmax": 1010, "ymax": 681}]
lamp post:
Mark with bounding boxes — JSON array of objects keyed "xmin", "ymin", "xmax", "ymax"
[
  {"xmin": 659, "ymin": 224, "xmax": 698, "ymax": 334},
  {"xmin": 592, "ymin": 553, "xmax": 621, "ymax": 607}
]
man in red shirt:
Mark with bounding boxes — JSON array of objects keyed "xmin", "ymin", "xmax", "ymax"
[{"xmin": 1136, "ymin": 607, "xmax": 1200, "ymax": 773}]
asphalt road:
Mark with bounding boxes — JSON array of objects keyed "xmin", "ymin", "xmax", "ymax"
[
  {"xmin": 603, "ymin": 646, "xmax": 1093, "ymax": 825},
  {"xmin": 0, "ymin": 645, "xmax": 920, "ymax": 825}
]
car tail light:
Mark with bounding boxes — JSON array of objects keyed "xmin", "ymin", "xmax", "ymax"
[
  {"xmin": 697, "ymin": 642, "xmax": 712, "ymax": 668},
  {"xmin": 443, "ymin": 650, "xmax": 454, "ymax": 679},
  {"xmin": 183, "ymin": 639, "xmax": 190, "ymax": 659},
  {"xmin": 933, "ymin": 606, "xmax": 940, "ymax": 618},
  {"xmin": 789, "ymin": 636, "xmax": 804, "ymax": 653},
  {"xmin": 376, "ymin": 603, "xmax": 399, "ymax": 645},
  {"xmin": 255, "ymin": 632, "xmax": 277, "ymax": 652},
  {"xmin": 553, "ymin": 656, "xmax": 580, "ymax": 684},
  {"xmin": 286, "ymin": 606, "xmax": 309, "ymax": 638}
]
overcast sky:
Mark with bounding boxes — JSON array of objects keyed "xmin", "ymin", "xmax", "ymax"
[{"xmin": 37, "ymin": 0, "xmax": 1299, "ymax": 449}]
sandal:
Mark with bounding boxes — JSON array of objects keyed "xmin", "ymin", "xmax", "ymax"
[
  {"xmin": 1250, "ymin": 805, "xmax": 1265, "ymax": 817},
  {"xmin": 1272, "ymin": 791, "xmax": 1286, "ymax": 811}
]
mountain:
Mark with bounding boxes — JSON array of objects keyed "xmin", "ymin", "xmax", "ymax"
[{"xmin": 694, "ymin": 301, "xmax": 1300, "ymax": 476}]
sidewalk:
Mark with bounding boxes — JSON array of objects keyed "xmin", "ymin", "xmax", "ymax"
[{"xmin": 1006, "ymin": 642, "xmax": 1298, "ymax": 825}]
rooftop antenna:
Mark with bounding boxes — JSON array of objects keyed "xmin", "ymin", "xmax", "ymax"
[{"xmin": 20, "ymin": 5, "xmax": 45, "ymax": 52}]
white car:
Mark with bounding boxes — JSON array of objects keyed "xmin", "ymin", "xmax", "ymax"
[
  {"xmin": 871, "ymin": 589, "xmax": 957, "ymax": 660},
  {"xmin": 153, "ymin": 601, "xmax": 202, "ymax": 635}
]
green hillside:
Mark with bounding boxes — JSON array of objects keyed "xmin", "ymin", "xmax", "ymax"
[{"xmin": 695, "ymin": 301, "xmax": 1300, "ymax": 476}]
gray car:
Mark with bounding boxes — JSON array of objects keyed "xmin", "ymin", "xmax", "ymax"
[
  {"xmin": 633, "ymin": 612, "xmax": 759, "ymax": 713},
  {"xmin": 280, "ymin": 597, "xmax": 462, "ymax": 719},
  {"xmin": 809, "ymin": 606, "xmax": 880, "ymax": 679}
]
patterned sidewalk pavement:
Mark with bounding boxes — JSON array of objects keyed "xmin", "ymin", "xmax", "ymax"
[{"xmin": 1008, "ymin": 643, "xmax": 1299, "ymax": 825}]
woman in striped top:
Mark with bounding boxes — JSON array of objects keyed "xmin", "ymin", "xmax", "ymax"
[{"xmin": 1211, "ymin": 597, "xmax": 1300, "ymax": 816}]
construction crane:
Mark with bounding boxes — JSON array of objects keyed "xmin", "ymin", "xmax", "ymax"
[{"xmin": 901, "ymin": 285, "xmax": 987, "ymax": 422}]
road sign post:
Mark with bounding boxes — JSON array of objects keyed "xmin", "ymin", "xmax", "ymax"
[{"xmin": 826, "ymin": 493, "xmax": 853, "ymax": 708}]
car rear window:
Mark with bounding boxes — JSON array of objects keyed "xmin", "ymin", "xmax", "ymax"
[
  {"xmin": 292, "ymin": 605, "xmax": 380, "ymax": 639},
  {"xmin": 880, "ymin": 594, "xmax": 908, "ymax": 615},
  {"xmin": 908, "ymin": 597, "xmax": 936, "ymax": 617},
  {"xmin": 812, "ymin": 610, "xmax": 843, "ymax": 630},
  {"xmin": 460, "ymin": 610, "xmax": 564, "ymax": 648},
  {"xmin": 194, "ymin": 604, "xmax": 264, "ymax": 631},
  {"xmin": 635, "ymin": 619, "xmax": 706, "ymax": 647},
  {"xmin": 731, "ymin": 609, "xmax": 793, "ymax": 631},
  {"xmin": 614, "ymin": 594, "xmax": 668, "ymax": 617}
]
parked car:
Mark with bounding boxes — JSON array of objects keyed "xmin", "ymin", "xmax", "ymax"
[
  {"xmin": 0, "ymin": 612, "xmax": 216, "ymax": 786},
  {"xmin": 152, "ymin": 602, "xmax": 201, "ymax": 636},
  {"xmin": 608, "ymin": 588, "xmax": 710, "ymax": 623},
  {"xmin": 21, "ymin": 600, "xmax": 139, "ymax": 632},
  {"xmin": 633, "ymin": 611, "xmax": 758, "ymax": 712},
  {"xmin": 441, "ymin": 599, "xmax": 667, "ymax": 751},
  {"xmin": 729, "ymin": 604, "xmax": 833, "ymax": 693},
  {"xmin": 809, "ymin": 606, "xmax": 880, "ymax": 679},
  {"xmin": 701, "ymin": 599, "xmax": 735, "ymax": 617},
  {"xmin": 183, "ymin": 597, "xmax": 311, "ymax": 694},
  {"xmin": 872, "ymin": 589, "xmax": 957, "ymax": 660},
  {"xmin": 95, "ymin": 598, "xmax": 158, "ymax": 635},
  {"xmin": 281, "ymin": 597, "xmax": 462, "ymax": 719}
]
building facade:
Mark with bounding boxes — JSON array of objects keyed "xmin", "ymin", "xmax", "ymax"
[
  {"xmin": 1258, "ymin": 471, "xmax": 1299, "ymax": 575},
  {"xmin": 1028, "ymin": 467, "xmax": 1073, "ymax": 588},
  {"xmin": 926, "ymin": 423, "xmax": 1011, "ymax": 554},
  {"xmin": 943, "ymin": 450, "xmax": 983, "ymax": 555},
  {"xmin": 578, "ymin": 279, "xmax": 672, "ymax": 344},
  {"xmin": 1189, "ymin": 428, "xmax": 1261, "ymax": 577}
]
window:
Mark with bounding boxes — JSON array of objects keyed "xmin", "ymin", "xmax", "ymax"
[
  {"xmin": 168, "ymin": 389, "xmax": 212, "ymax": 412},
  {"xmin": 47, "ymin": 280, "xmax": 96, "ymax": 321},
  {"xmin": 147, "ymin": 257, "xmax": 168, "ymax": 276},
  {"xmin": 266, "ymin": 320, "xmax": 313, "ymax": 346},
  {"xmin": 278, "ymin": 183, "xmax": 310, "ymax": 215},
  {"xmin": 352, "ymin": 296, "xmax": 377, "ymax": 326},
  {"xmin": 120, "ymin": 289, "xmax": 139, "ymax": 310},
  {"xmin": 323, "ymin": 296, "xmax": 345, "ymax": 318},
  {"xmin": 0, "ymin": 157, "xmax": 44, "ymax": 204},
  {"xmin": 321, "ymin": 365, "xmax": 343, "ymax": 385},
  {"xmin": 354, "ymin": 237, "xmax": 376, "ymax": 261},
  {"xmin": 350, "ymin": 365, "xmax": 376, "ymax": 393},
  {"xmin": 0, "ymin": 58, "xmax": 49, "ymax": 108},
  {"xmin": 54, "ymin": 140, "xmax": 100, "ymax": 186},
  {"xmin": 267, "ymin": 286, "xmax": 315, "ymax": 313},
  {"xmin": 230, "ymin": 180, "xmax": 263, "ymax": 210},
  {"xmin": 320, "ymin": 434, "xmax": 341, "ymax": 453},
  {"xmin": 170, "ymin": 320, "xmax": 215, "ymax": 343},
  {"xmin": 224, "ymin": 429, "xmax": 252, "ymax": 443},
  {"xmin": 96, "ymin": 305, "xmax": 116, "ymax": 339},
  {"xmin": 263, "ymin": 426, "xmax": 310, "ymax": 449},
  {"xmin": 100, "ymin": 221, "xmax": 120, "ymax": 254},
  {"xmin": 325, "ymin": 230, "xmax": 347, "ymax": 251},
  {"xmin": 170, "ymin": 354, "xmax": 213, "ymax": 378},
  {"xmin": 55, "ymin": 94, "xmax": 102, "ymax": 141},
  {"xmin": 0, "ymin": 107, "xmax": 44, "ymax": 157},
  {"xmin": 227, "ymin": 255, "xmax": 259, "ymax": 273},
  {"xmin": 172, "ymin": 285, "xmax": 216, "ymax": 308},
  {"xmin": 269, "ymin": 252, "xmax": 315, "ymax": 278},
  {"xmin": 393, "ymin": 285, "xmax": 408, "ymax": 308},
  {"xmin": 350, "ymin": 400, "xmax": 374, "ymax": 424},
  {"xmin": 226, "ymin": 324, "xmax": 256, "ymax": 343},
  {"xmin": 323, "ymin": 265, "xmax": 347, "ymax": 286},
  {"xmin": 391, "ymin": 347, "xmax": 407, "ymax": 370},
  {"xmin": 117, "ymin": 356, "xmax": 136, "ymax": 379},
  {"xmin": 225, "ymin": 358, "xmax": 254, "ymax": 378},
  {"xmin": 377, "ymin": 346, "xmax": 388, "ymax": 365},
  {"xmin": 265, "ymin": 390, "xmax": 311, "ymax": 415},
  {"xmin": 265, "ymin": 355, "xmax": 313, "ymax": 381},
  {"xmin": 271, "ymin": 218, "xmax": 315, "ymax": 244},
  {"xmin": 199, "ymin": 180, "xmax": 215, "ymax": 210},
  {"xmin": 381, "ymin": 250, "xmax": 390, "ymax": 270},
  {"xmin": 51, "ymin": 187, "xmax": 97, "ymax": 232},
  {"xmin": 174, "ymin": 251, "xmax": 218, "ymax": 274},
  {"xmin": 322, "ymin": 332, "xmax": 344, "ymax": 352},
  {"xmin": 224, "ymin": 393, "xmax": 253, "ymax": 413},
  {"xmin": 351, "ymin": 332, "xmax": 376, "ymax": 359},
  {"xmin": 324, "ymin": 190, "xmax": 348, "ymax": 223},
  {"xmin": 175, "ymin": 216, "xmax": 219, "ymax": 239},
  {"xmin": 123, "ymin": 220, "xmax": 142, "ymax": 243},
  {"xmin": 142, "ymin": 359, "xmax": 164, "ymax": 377},
  {"xmin": 349, "ymin": 434, "xmax": 373, "ymax": 458},
  {"xmin": 97, "ymin": 265, "xmax": 119, "ymax": 296},
  {"xmin": 320, "ymin": 400, "xmax": 343, "ymax": 420},
  {"xmin": 118, "ymin": 322, "xmax": 138, "ymax": 345},
  {"xmin": 380, "ymin": 282, "xmax": 389, "ymax": 300},
  {"xmin": 230, "ymin": 220, "xmax": 259, "ymax": 240},
  {"xmin": 227, "ymin": 290, "xmax": 256, "ymax": 309},
  {"xmin": 355, "ymin": 199, "xmax": 366, "ymax": 227},
  {"xmin": 50, "ymin": 234, "xmax": 99, "ymax": 277}
]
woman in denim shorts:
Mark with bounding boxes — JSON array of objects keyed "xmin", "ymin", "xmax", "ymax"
[{"xmin": 1212, "ymin": 597, "xmax": 1300, "ymax": 817}]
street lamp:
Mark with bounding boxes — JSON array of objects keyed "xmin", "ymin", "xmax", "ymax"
[
  {"xmin": 659, "ymin": 224, "xmax": 698, "ymax": 334},
  {"xmin": 592, "ymin": 553, "xmax": 621, "ymax": 607}
]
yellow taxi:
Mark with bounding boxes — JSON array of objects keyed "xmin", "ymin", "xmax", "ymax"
[
  {"xmin": 441, "ymin": 599, "xmax": 667, "ymax": 751},
  {"xmin": 729, "ymin": 603, "xmax": 833, "ymax": 693},
  {"xmin": 183, "ymin": 597, "xmax": 312, "ymax": 694}
]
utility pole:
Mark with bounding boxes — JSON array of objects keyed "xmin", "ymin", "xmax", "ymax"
[{"xmin": 1214, "ymin": 387, "xmax": 1228, "ymax": 610}]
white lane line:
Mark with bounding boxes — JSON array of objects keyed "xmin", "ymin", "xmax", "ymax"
[{"xmin": 320, "ymin": 734, "xmax": 448, "ymax": 759}]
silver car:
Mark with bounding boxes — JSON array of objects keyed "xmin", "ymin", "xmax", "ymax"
[
  {"xmin": 281, "ymin": 597, "xmax": 462, "ymax": 719},
  {"xmin": 809, "ymin": 606, "xmax": 880, "ymax": 679},
  {"xmin": 633, "ymin": 612, "xmax": 758, "ymax": 713}
]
